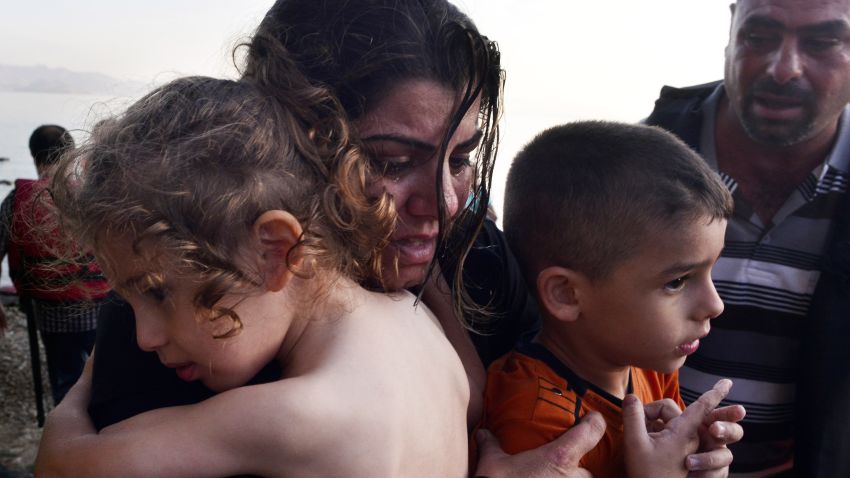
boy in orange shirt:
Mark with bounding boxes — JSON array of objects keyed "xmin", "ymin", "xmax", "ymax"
[{"xmin": 483, "ymin": 121, "xmax": 744, "ymax": 477}]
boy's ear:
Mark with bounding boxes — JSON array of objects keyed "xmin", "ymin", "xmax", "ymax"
[
  {"xmin": 253, "ymin": 210, "xmax": 304, "ymax": 292},
  {"xmin": 536, "ymin": 266, "xmax": 585, "ymax": 323}
]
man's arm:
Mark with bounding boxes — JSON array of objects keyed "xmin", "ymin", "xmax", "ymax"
[{"xmin": 474, "ymin": 412, "xmax": 606, "ymax": 478}]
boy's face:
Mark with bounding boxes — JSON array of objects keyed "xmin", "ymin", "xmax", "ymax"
[
  {"xmin": 577, "ymin": 217, "xmax": 727, "ymax": 374},
  {"xmin": 98, "ymin": 237, "xmax": 288, "ymax": 392}
]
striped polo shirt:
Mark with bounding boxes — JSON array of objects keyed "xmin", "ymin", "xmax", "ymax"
[{"xmin": 678, "ymin": 85, "xmax": 850, "ymax": 476}]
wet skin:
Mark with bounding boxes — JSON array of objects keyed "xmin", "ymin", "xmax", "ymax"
[{"xmin": 356, "ymin": 79, "xmax": 481, "ymax": 290}]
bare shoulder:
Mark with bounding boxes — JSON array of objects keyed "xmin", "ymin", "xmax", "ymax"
[
  {"xmin": 352, "ymin": 290, "xmax": 466, "ymax": 380},
  {"xmin": 285, "ymin": 289, "xmax": 469, "ymax": 477},
  {"xmin": 375, "ymin": 289, "xmax": 446, "ymax": 333},
  {"xmin": 216, "ymin": 286, "xmax": 470, "ymax": 477},
  {"xmin": 198, "ymin": 377, "xmax": 382, "ymax": 477},
  {"xmin": 249, "ymin": 370, "xmax": 466, "ymax": 477},
  {"xmin": 200, "ymin": 380, "xmax": 330, "ymax": 475}
]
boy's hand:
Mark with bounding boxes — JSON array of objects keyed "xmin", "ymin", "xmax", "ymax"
[
  {"xmin": 642, "ymin": 398, "xmax": 685, "ymax": 432},
  {"xmin": 687, "ymin": 403, "xmax": 745, "ymax": 477},
  {"xmin": 639, "ymin": 383, "xmax": 745, "ymax": 477},
  {"xmin": 623, "ymin": 379, "xmax": 733, "ymax": 478},
  {"xmin": 475, "ymin": 412, "xmax": 606, "ymax": 478}
]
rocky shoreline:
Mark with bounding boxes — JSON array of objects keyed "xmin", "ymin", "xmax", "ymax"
[{"xmin": 1, "ymin": 305, "xmax": 51, "ymax": 476}]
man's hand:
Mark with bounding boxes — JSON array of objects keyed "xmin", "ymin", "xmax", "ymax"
[
  {"xmin": 475, "ymin": 412, "xmax": 606, "ymax": 478},
  {"xmin": 623, "ymin": 379, "xmax": 734, "ymax": 478}
]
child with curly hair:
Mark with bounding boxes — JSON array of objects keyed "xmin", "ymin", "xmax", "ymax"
[{"xmin": 34, "ymin": 74, "xmax": 469, "ymax": 477}]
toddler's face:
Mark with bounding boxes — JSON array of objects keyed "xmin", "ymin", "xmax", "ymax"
[
  {"xmin": 97, "ymin": 237, "xmax": 288, "ymax": 392},
  {"xmin": 576, "ymin": 217, "xmax": 727, "ymax": 374}
]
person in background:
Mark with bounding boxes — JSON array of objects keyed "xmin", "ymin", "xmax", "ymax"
[
  {"xmin": 645, "ymin": 0, "xmax": 850, "ymax": 475},
  {"xmin": 0, "ymin": 124, "xmax": 110, "ymax": 404}
]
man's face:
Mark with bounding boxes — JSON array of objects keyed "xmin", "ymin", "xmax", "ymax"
[{"xmin": 724, "ymin": 0, "xmax": 850, "ymax": 146}]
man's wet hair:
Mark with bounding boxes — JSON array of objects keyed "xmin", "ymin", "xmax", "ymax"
[{"xmin": 29, "ymin": 124, "xmax": 74, "ymax": 168}]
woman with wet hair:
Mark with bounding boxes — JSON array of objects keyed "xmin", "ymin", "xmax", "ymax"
[{"xmin": 90, "ymin": 0, "xmax": 517, "ymax": 432}]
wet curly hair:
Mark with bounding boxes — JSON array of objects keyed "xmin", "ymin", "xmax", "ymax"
[
  {"xmin": 240, "ymin": 0, "xmax": 504, "ymax": 325},
  {"xmin": 50, "ymin": 74, "xmax": 395, "ymax": 337}
]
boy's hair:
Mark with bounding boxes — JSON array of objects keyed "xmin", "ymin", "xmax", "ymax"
[
  {"xmin": 29, "ymin": 124, "xmax": 74, "ymax": 168},
  {"xmin": 503, "ymin": 121, "xmax": 733, "ymax": 286},
  {"xmin": 51, "ymin": 75, "xmax": 395, "ymax": 336}
]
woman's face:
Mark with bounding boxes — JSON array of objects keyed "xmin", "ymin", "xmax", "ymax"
[{"xmin": 356, "ymin": 79, "xmax": 481, "ymax": 290}]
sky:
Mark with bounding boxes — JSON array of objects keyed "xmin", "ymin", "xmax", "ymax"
[{"xmin": 0, "ymin": 0, "xmax": 733, "ymax": 213}]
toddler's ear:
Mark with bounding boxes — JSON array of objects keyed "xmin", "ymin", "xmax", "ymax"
[
  {"xmin": 253, "ymin": 210, "xmax": 304, "ymax": 292},
  {"xmin": 536, "ymin": 266, "xmax": 584, "ymax": 322}
]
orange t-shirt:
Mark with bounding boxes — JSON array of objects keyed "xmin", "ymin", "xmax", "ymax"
[{"xmin": 481, "ymin": 341, "xmax": 684, "ymax": 478}]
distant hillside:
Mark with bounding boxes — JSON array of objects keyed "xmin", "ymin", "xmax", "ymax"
[{"xmin": 0, "ymin": 64, "xmax": 144, "ymax": 95}]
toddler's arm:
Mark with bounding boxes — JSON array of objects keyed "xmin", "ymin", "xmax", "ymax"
[{"xmin": 36, "ymin": 358, "xmax": 312, "ymax": 477}]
